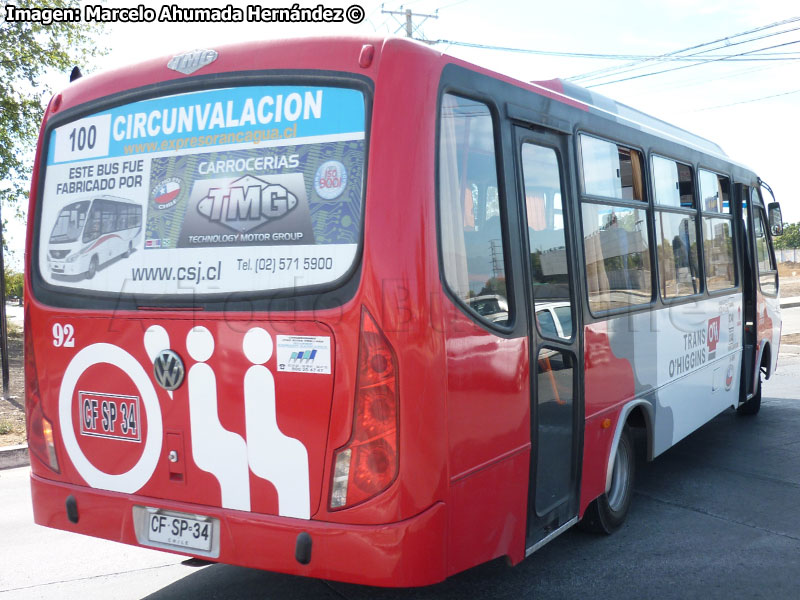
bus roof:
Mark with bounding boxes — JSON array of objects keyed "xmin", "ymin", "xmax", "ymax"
[
  {"xmin": 412, "ymin": 38, "xmax": 740, "ymax": 166},
  {"xmin": 54, "ymin": 35, "xmax": 744, "ymax": 171},
  {"xmin": 531, "ymin": 78, "xmax": 728, "ymax": 158},
  {"xmin": 81, "ymin": 195, "xmax": 141, "ymax": 204}
]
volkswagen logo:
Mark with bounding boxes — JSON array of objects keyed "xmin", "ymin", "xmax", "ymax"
[{"xmin": 153, "ymin": 350, "xmax": 185, "ymax": 391}]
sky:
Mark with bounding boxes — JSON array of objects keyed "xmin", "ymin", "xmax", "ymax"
[{"xmin": 3, "ymin": 0, "xmax": 799, "ymax": 270}]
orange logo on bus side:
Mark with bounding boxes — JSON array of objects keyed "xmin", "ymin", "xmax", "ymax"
[{"xmin": 707, "ymin": 316, "xmax": 721, "ymax": 354}]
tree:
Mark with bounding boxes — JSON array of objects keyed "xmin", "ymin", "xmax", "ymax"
[
  {"xmin": 4, "ymin": 269, "xmax": 23, "ymax": 300},
  {"xmin": 774, "ymin": 222, "xmax": 800, "ymax": 250},
  {"xmin": 1, "ymin": 1, "xmax": 106, "ymax": 224}
]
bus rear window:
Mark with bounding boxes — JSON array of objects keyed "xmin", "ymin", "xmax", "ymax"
[{"xmin": 36, "ymin": 85, "xmax": 365, "ymax": 298}]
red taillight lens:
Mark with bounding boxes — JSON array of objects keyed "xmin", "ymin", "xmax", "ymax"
[
  {"xmin": 356, "ymin": 385, "xmax": 397, "ymax": 440},
  {"xmin": 25, "ymin": 311, "xmax": 59, "ymax": 472},
  {"xmin": 330, "ymin": 309, "xmax": 399, "ymax": 509},
  {"xmin": 352, "ymin": 438, "xmax": 396, "ymax": 492}
]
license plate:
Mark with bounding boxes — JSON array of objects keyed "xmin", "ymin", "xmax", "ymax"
[{"xmin": 147, "ymin": 511, "xmax": 213, "ymax": 552}]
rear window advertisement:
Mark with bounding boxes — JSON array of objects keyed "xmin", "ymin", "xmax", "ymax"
[{"xmin": 38, "ymin": 85, "xmax": 365, "ymax": 295}]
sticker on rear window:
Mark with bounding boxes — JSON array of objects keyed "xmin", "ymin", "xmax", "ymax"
[
  {"xmin": 39, "ymin": 85, "xmax": 365, "ymax": 297},
  {"xmin": 276, "ymin": 335, "xmax": 331, "ymax": 374}
]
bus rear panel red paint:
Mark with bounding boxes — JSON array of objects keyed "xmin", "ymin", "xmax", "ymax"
[{"xmin": 25, "ymin": 36, "xmax": 782, "ymax": 586}]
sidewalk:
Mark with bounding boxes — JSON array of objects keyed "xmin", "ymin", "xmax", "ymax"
[
  {"xmin": 780, "ymin": 296, "xmax": 800, "ymax": 309},
  {"xmin": 0, "ymin": 444, "xmax": 28, "ymax": 470}
]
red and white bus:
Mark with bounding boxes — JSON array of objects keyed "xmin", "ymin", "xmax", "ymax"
[
  {"xmin": 25, "ymin": 37, "xmax": 783, "ymax": 587},
  {"xmin": 46, "ymin": 195, "xmax": 143, "ymax": 279}
]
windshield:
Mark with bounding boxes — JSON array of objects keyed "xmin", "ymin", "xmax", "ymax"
[
  {"xmin": 38, "ymin": 84, "xmax": 366, "ymax": 297},
  {"xmin": 49, "ymin": 201, "xmax": 90, "ymax": 244}
]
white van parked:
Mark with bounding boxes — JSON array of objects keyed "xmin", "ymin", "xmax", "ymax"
[{"xmin": 47, "ymin": 195, "xmax": 143, "ymax": 279}]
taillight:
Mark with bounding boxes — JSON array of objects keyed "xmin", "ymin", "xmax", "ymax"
[
  {"xmin": 25, "ymin": 310, "xmax": 59, "ymax": 472},
  {"xmin": 330, "ymin": 308, "xmax": 398, "ymax": 509}
]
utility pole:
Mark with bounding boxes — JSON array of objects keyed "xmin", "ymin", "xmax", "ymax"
[
  {"xmin": 0, "ymin": 200, "xmax": 10, "ymax": 399},
  {"xmin": 381, "ymin": 4, "xmax": 438, "ymax": 40}
]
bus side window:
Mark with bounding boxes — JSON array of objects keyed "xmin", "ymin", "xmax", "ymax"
[
  {"xmin": 578, "ymin": 135, "xmax": 651, "ymax": 312},
  {"xmin": 741, "ymin": 186, "xmax": 749, "ymax": 234},
  {"xmin": 521, "ymin": 142, "xmax": 574, "ymax": 339},
  {"xmin": 83, "ymin": 207, "xmax": 102, "ymax": 243},
  {"xmin": 652, "ymin": 156, "xmax": 700, "ymax": 299},
  {"xmin": 100, "ymin": 201, "xmax": 117, "ymax": 235},
  {"xmin": 753, "ymin": 207, "xmax": 778, "ymax": 295},
  {"xmin": 581, "ymin": 135, "xmax": 644, "ymax": 201},
  {"xmin": 699, "ymin": 170, "xmax": 736, "ymax": 292},
  {"xmin": 439, "ymin": 93, "xmax": 511, "ymax": 326}
]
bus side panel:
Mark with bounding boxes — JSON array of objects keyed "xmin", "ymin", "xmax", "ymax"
[
  {"xmin": 447, "ymin": 448, "xmax": 529, "ymax": 574},
  {"xmin": 581, "ymin": 295, "xmax": 743, "ymax": 512},
  {"xmin": 650, "ymin": 296, "xmax": 742, "ymax": 455},
  {"xmin": 757, "ymin": 292, "xmax": 781, "ymax": 378},
  {"xmin": 337, "ymin": 39, "xmax": 453, "ymax": 524},
  {"xmin": 443, "ymin": 302, "xmax": 530, "ymax": 570},
  {"xmin": 581, "ymin": 320, "xmax": 635, "ymax": 512}
]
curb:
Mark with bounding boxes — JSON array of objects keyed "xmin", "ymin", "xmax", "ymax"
[
  {"xmin": 0, "ymin": 444, "xmax": 29, "ymax": 470},
  {"xmin": 781, "ymin": 301, "xmax": 800, "ymax": 309}
]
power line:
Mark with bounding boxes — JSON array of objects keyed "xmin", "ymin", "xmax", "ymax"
[
  {"xmin": 381, "ymin": 4, "xmax": 438, "ymax": 39},
  {"xmin": 355, "ymin": 2, "xmax": 386, "ymax": 32},
  {"xmin": 573, "ymin": 23, "xmax": 800, "ymax": 85},
  {"xmin": 431, "ymin": 36, "xmax": 800, "ymax": 62},
  {"xmin": 435, "ymin": 0, "xmax": 472, "ymax": 10},
  {"xmin": 434, "ymin": 39, "xmax": 678, "ymax": 59},
  {"xmin": 626, "ymin": 62, "xmax": 782, "ymax": 98},
  {"xmin": 695, "ymin": 87, "xmax": 800, "ymax": 111},
  {"xmin": 586, "ymin": 38, "xmax": 800, "ymax": 88},
  {"xmin": 567, "ymin": 16, "xmax": 800, "ymax": 82}
]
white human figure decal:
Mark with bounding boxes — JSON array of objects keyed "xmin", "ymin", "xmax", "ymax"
[
  {"xmin": 242, "ymin": 327, "xmax": 310, "ymax": 519},
  {"xmin": 186, "ymin": 326, "xmax": 251, "ymax": 511}
]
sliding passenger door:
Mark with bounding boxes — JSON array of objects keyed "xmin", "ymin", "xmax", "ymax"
[
  {"xmin": 736, "ymin": 184, "xmax": 757, "ymax": 396},
  {"xmin": 513, "ymin": 126, "xmax": 582, "ymax": 550}
]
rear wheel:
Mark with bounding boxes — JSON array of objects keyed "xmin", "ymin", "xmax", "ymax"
[{"xmin": 581, "ymin": 426, "xmax": 635, "ymax": 534}]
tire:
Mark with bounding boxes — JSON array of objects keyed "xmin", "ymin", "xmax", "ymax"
[
  {"xmin": 737, "ymin": 369, "xmax": 762, "ymax": 416},
  {"xmin": 86, "ymin": 255, "xmax": 99, "ymax": 279},
  {"xmin": 581, "ymin": 426, "xmax": 635, "ymax": 534}
]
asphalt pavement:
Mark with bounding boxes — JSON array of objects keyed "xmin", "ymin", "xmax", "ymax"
[
  {"xmin": 2, "ymin": 359, "xmax": 799, "ymax": 598},
  {"xmin": 2, "ymin": 302, "xmax": 799, "ymax": 597}
]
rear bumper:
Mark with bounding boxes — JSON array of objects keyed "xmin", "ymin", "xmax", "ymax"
[{"xmin": 30, "ymin": 473, "xmax": 447, "ymax": 587}]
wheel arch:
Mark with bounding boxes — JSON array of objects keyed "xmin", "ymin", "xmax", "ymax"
[
  {"xmin": 758, "ymin": 342, "xmax": 772, "ymax": 379},
  {"xmin": 605, "ymin": 400, "xmax": 653, "ymax": 494}
]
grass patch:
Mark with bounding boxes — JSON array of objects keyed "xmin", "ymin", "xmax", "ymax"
[{"xmin": 0, "ymin": 421, "xmax": 13, "ymax": 435}]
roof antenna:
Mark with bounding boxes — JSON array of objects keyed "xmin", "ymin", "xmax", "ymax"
[{"xmin": 70, "ymin": 66, "xmax": 82, "ymax": 82}]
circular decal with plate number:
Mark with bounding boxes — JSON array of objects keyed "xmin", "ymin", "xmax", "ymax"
[{"xmin": 59, "ymin": 343, "xmax": 162, "ymax": 493}]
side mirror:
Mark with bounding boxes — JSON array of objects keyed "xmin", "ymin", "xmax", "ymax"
[{"xmin": 768, "ymin": 202, "xmax": 783, "ymax": 236}]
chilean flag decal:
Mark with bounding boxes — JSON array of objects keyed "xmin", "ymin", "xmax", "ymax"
[{"xmin": 152, "ymin": 177, "xmax": 182, "ymax": 209}]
